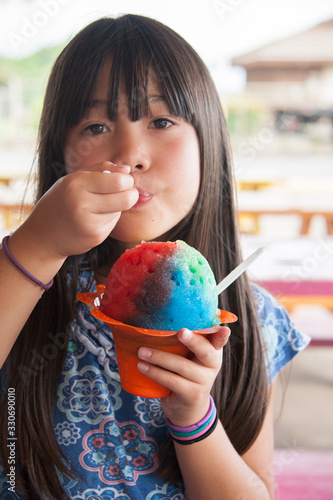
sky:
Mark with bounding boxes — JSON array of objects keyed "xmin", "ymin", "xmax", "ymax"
[{"xmin": 1, "ymin": 0, "xmax": 333, "ymax": 92}]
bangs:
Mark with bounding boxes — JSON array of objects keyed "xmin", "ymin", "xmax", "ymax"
[
  {"xmin": 58, "ymin": 15, "xmax": 198, "ymax": 130},
  {"xmin": 105, "ymin": 17, "xmax": 196, "ymax": 123}
]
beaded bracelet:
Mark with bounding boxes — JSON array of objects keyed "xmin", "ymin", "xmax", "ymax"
[
  {"xmin": 165, "ymin": 396, "xmax": 219, "ymax": 445},
  {"xmin": 1, "ymin": 236, "xmax": 54, "ymax": 291}
]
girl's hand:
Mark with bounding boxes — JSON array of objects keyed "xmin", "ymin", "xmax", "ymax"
[
  {"xmin": 138, "ymin": 326, "xmax": 231, "ymax": 426},
  {"xmin": 20, "ymin": 162, "xmax": 139, "ymax": 259}
]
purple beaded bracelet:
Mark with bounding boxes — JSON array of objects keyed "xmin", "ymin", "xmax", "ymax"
[{"xmin": 2, "ymin": 236, "xmax": 53, "ymax": 291}]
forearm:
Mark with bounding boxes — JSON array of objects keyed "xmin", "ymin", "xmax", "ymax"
[
  {"xmin": 0, "ymin": 227, "xmax": 65, "ymax": 368},
  {"xmin": 174, "ymin": 421, "xmax": 272, "ymax": 500}
]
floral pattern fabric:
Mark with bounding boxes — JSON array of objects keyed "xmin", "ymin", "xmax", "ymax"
[{"xmin": 0, "ymin": 271, "xmax": 310, "ymax": 499}]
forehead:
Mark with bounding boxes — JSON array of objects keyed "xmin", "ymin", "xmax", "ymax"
[
  {"xmin": 67, "ymin": 41, "xmax": 196, "ymax": 128},
  {"xmin": 93, "ymin": 59, "xmax": 163, "ymax": 104},
  {"xmin": 59, "ymin": 17, "xmax": 203, "ymax": 129}
]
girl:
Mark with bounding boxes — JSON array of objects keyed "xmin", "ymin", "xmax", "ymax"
[{"xmin": 0, "ymin": 14, "xmax": 309, "ymax": 500}]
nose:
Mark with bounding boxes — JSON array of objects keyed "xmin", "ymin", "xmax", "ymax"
[{"xmin": 110, "ymin": 122, "xmax": 150, "ymax": 173}]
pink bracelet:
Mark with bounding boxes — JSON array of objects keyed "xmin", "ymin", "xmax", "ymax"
[
  {"xmin": 164, "ymin": 396, "xmax": 218, "ymax": 445},
  {"xmin": 165, "ymin": 395, "xmax": 215, "ymax": 432},
  {"xmin": 1, "ymin": 236, "xmax": 53, "ymax": 291}
]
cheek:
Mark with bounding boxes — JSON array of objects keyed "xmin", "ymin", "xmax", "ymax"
[
  {"xmin": 64, "ymin": 144, "xmax": 83, "ymax": 174},
  {"xmin": 177, "ymin": 136, "xmax": 201, "ymax": 194},
  {"xmin": 166, "ymin": 145, "xmax": 200, "ymax": 218},
  {"xmin": 64, "ymin": 135, "xmax": 106, "ymax": 173}
]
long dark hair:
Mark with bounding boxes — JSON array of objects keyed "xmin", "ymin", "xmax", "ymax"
[{"xmin": 0, "ymin": 14, "xmax": 268, "ymax": 498}]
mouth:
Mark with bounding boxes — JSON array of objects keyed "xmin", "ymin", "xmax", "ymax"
[{"xmin": 131, "ymin": 189, "xmax": 152, "ymax": 209}]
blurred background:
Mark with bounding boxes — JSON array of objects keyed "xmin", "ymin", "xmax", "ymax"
[{"xmin": 0, "ymin": 0, "xmax": 332, "ymax": 497}]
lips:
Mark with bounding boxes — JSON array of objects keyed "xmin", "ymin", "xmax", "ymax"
[{"xmin": 131, "ymin": 189, "xmax": 152, "ymax": 209}]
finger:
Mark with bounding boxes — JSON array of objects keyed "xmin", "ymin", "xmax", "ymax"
[
  {"xmin": 177, "ymin": 329, "xmax": 224, "ymax": 369},
  {"xmin": 67, "ymin": 160, "xmax": 130, "ymax": 175},
  {"xmin": 97, "ymin": 162, "xmax": 131, "ymax": 174},
  {"xmin": 71, "ymin": 170, "xmax": 136, "ymax": 195},
  {"xmin": 137, "ymin": 352, "xmax": 204, "ymax": 395},
  {"xmin": 137, "ymin": 345, "xmax": 213, "ymax": 387},
  {"xmin": 89, "ymin": 172, "xmax": 134, "ymax": 194},
  {"xmin": 89, "ymin": 211, "xmax": 122, "ymax": 237},
  {"xmin": 90, "ymin": 188, "xmax": 139, "ymax": 214},
  {"xmin": 209, "ymin": 326, "xmax": 231, "ymax": 351}
]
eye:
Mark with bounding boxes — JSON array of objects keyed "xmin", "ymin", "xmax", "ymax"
[
  {"xmin": 150, "ymin": 118, "xmax": 173, "ymax": 129},
  {"xmin": 83, "ymin": 123, "xmax": 109, "ymax": 135}
]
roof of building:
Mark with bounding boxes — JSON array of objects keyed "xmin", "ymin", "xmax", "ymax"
[{"xmin": 232, "ymin": 19, "xmax": 333, "ymax": 69}]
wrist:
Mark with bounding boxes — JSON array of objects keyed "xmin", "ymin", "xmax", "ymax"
[
  {"xmin": 163, "ymin": 395, "xmax": 211, "ymax": 430},
  {"xmin": 4, "ymin": 228, "xmax": 66, "ymax": 286},
  {"xmin": 2, "ymin": 236, "xmax": 54, "ymax": 290},
  {"xmin": 165, "ymin": 396, "xmax": 218, "ymax": 445}
]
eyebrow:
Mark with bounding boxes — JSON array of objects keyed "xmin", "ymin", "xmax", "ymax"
[
  {"xmin": 148, "ymin": 94, "xmax": 167, "ymax": 104},
  {"xmin": 85, "ymin": 99, "xmax": 108, "ymax": 111}
]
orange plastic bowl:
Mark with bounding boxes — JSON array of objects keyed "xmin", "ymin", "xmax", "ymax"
[{"xmin": 77, "ymin": 285, "xmax": 237, "ymax": 398}]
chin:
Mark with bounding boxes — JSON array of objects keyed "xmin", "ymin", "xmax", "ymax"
[
  {"xmin": 110, "ymin": 211, "xmax": 187, "ymax": 246},
  {"xmin": 110, "ymin": 225, "xmax": 167, "ymax": 246}
]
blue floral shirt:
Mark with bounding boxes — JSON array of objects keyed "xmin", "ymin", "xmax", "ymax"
[{"xmin": 0, "ymin": 272, "xmax": 310, "ymax": 499}]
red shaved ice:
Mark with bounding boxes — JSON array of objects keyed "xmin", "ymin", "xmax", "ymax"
[{"xmin": 100, "ymin": 240, "xmax": 219, "ymax": 331}]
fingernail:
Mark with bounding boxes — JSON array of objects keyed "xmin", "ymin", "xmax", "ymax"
[
  {"xmin": 180, "ymin": 329, "xmax": 192, "ymax": 342},
  {"xmin": 118, "ymin": 164, "xmax": 131, "ymax": 172},
  {"xmin": 138, "ymin": 347, "xmax": 152, "ymax": 360},
  {"xmin": 137, "ymin": 362, "xmax": 149, "ymax": 373},
  {"xmin": 223, "ymin": 327, "xmax": 231, "ymax": 339},
  {"xmin": 217, "ymin": 327, "xmax": 231, "ymax": 340}
]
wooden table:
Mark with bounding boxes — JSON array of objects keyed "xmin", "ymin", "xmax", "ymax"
[
  {"xmin": 0, "ymin": 204, "xmax": 33, "ymax": 229},
  {"xmin": 236, "ymin": 181, "xmax": 277, "ymax": 191},
  {"xmin": 238, "ymin": 210, "xmax": 333, "ymax": 235}
]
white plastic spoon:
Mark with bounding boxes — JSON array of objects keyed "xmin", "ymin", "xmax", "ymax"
[{"xmin": 216, "ymin": 247, "xmax": 265, "ymax": 295}]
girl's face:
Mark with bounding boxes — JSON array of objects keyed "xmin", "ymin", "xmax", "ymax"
[{"xmin": 64, "ymin": 62, "xmax": 200, "ymax": 248}]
